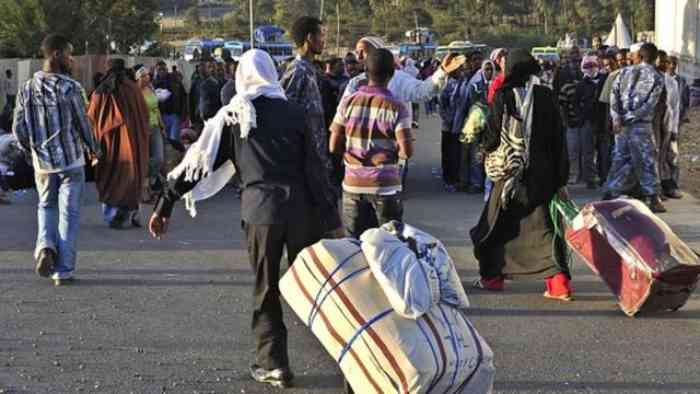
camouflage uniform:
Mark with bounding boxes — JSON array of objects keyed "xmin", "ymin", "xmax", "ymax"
[
  {"xmin": 280, "ymin": 55, "xmax": 332, "ymax": 175},
  {"xmin": 604, "ymin": 63, "xmax": 664, "ymax": 197}
]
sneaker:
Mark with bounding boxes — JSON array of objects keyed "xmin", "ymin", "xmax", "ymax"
[
  {"xmin": 250, "ymin": 365, "xmax": 294, "ymax": 388},
  {"xmin": 472, "ymin": 277, "xmax": 505, "ymax": 291},
  {"xmin": 644, "ymin": 196, "xmax": 667, "ymax": 214},
  {"xmin": 35, "ymin": 248, "xmax": 55, "ymax": 278},
  {"xmin": 53, "ymin": 277, "xmax": 76, "ymax": 287}
]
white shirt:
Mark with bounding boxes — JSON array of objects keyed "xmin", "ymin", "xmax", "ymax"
[
  {"xmin": 664, "ymin": 73, "xmax": 681, "ymax": 134},
  {"xmin": 340, "ymin": 68, "xmax": 448, "ymax": 124}
]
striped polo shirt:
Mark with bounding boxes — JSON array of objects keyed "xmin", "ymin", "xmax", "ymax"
[{"xmin": 331, "ymin": 85, "xmax": 412, "ymax": 195}]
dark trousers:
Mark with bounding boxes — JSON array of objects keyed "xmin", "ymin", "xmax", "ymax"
[
  {"xmin": 244, "ymin": 219, "xmax": 316, "ymax": 370},
  {"xmin": 342, "ymin": 192, "xmax": 403, "ymax": 239},
  {"xmin": 441, "ymin": 131, "xmax": 462, "ymax": 185},
  {"xmin": 596, "ymin": 132, "xmax": 613, "ymax": 185}
]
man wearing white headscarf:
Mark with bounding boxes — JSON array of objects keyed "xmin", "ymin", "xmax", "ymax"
[{"xmin": 149, "ymin": 49, "xmax": 342, "ymax": 389}]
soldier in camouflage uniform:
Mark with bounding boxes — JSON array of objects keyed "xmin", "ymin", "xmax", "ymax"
[{"xmin": 603, "ymin": 43, "xmax": 667, "ymax": 213}]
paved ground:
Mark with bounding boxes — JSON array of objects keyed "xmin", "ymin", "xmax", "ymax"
[{"xmin": 1, "ymin": 113, "xmax": 700, "ymax": 394}]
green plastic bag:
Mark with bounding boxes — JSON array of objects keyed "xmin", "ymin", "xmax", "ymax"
[
  {"xmin": 460, "ymin": 102, "xmax": 488, "ymax": 144},
  {"xmin": 549, "ymin": 195, "xmax": 580, "ymax": 239}
]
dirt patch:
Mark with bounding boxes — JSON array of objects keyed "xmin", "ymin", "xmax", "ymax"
[{"xmin": 679, "ymin": 109, "xmax": 700, "ymax": 199}]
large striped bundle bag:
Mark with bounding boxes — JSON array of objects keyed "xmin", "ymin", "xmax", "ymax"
[{"xmin": 279, "ymin": 222, "xmax": 495, "ymax": 393}]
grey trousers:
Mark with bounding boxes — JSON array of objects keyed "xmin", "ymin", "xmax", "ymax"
[{"xmin": 567, "ymin": 122, "xmax": 596, "ymax": 184}]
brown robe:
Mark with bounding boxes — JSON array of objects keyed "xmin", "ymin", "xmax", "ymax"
[{"xmin": 88, "ymin": 79, "xmax": 150, "ymax": 210}]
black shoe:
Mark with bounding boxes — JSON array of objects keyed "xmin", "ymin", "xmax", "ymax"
[
  {"xmin": 644, "ymin": 196, "xmax": 667, "ymax": 213},
  {"xmin": 130, "ymin": 212, "xmax": 142, "ymax": 228},
  {"xmin": 53, "ymin": 277, "xmax": 76, "ymax": 287},
  {"xmin": 35, "ymin": 248, "xmax": 55, "ymax": 278},
  {"xmin": 586, "ymin": 182, "xmax": 598, "ymax": 190},
  {"xmin": 664, "ymin": 189, "xmax": 683, "ymax": 199},
  {"xmin": 250, "ymin": 365, "xmax": 294, "ymax": 388},
  {"xmin": 108, "ymin": 211, "xmax": 128, "ymax": 229}
]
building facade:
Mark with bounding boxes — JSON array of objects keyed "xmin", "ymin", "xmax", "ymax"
[{"xmin": 656, "ymin": 0, "xmax": 700, "ymax": 78}]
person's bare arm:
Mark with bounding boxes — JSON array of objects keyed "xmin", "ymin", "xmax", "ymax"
[
  {"xmin": 396, "ymin": 129, "xmax": 414, "ymax": 160},
  {"xmin": 329, "ymin": 124, "xmax": 346, "ymax": 156}
]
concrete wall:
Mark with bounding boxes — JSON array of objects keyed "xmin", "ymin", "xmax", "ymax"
[
  {"xmin": 656, "ymin": 0, "xmax": 700, "ymax": 79},
  {"xmin": 10, "ymin": 56, "xmax": 198, "ymax": 94}
]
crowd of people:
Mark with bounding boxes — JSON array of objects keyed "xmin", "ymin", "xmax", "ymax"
[
  {"xmin": 436, "ymin": 43, "xmax": 692, "ymax": 215},
  {"xmin": 2, "ymin": 15, "xmax": 697, "ymax": 391}
]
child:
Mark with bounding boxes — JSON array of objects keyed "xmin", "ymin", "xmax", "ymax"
[{"xmin": 330, "ymin": 48, "xmax": 414, "ymax": 238}]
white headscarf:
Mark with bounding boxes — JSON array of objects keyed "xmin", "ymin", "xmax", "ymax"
[
  {"xmin": 360, "ymin": 36, "xmax": 387, "ymax": 49},
  {"xmin": 168, "ymin": 49, "xmax": 287, "ymax": 217}
]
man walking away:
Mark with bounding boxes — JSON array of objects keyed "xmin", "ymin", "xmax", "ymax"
[
  {"xmin": 150, "ymin": 50, "xmax": 342, "ymax": 388},
  {"xmin": 154, "ymin": 60, "xmax": 188, "ymax": 151},
  {"xmin": 12, "ymin": 34, "xmax": 99, "ymax": 286},
  {"xmin": 603, "ymin": 43, "xmax": 666, "ymax": 213},
  {"xmin": 330, "ymin": 48, "xmax": 414, "ymax": 238}
]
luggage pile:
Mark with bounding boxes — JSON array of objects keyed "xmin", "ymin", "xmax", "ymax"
[
  {"xmin": 280, "ymin": 222, "xmax": 495, "ymax": 394},
  {"xmin": 561, "ymin": 198, "xmax": 700, "ymax": 316}
]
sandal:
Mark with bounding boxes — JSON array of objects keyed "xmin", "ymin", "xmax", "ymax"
[{"xmin": 543, "ymin": 290, "xmax": 574, "ymax": 302}]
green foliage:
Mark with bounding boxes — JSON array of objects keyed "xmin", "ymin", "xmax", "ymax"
[
  {"xmin": 184, "ymin": 6, "xmax": 201, "ymax": 29},
  {"xmin": 0, "ymin": 0, "xmax": 159, "ymax": 57}
]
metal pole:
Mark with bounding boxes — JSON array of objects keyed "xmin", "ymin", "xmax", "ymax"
[
  {"xmin": 336, "ymin": 1, "xmax": 340, "ymax": 56},
  {"xmin": 249, "ymin": 0, "xmax": 254, "ymax": 48},
  {"xmin": 320, "ymin": 0, "xmax": 325, "ymax": 21}
]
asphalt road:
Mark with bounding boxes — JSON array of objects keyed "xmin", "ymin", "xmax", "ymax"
[{"xmin": 1, "ymin": 113, "xmax": 699, "ymax": 394}]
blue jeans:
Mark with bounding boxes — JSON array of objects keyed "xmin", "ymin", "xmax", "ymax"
[
  {"xmin": 162, "ymin": 114, "xmax": 181, "ymax": 142},
  {"xmin": 34, "ymin": 167, "xmax": 85, "ymax": 279}
]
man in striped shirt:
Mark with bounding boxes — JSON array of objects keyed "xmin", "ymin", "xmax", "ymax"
[
  {"xmin": 12, "ymin": 35, "xmax": 99, "ymax": 286},
  {"xmin": 330, "ymin": 48, "xmax": 414, "ymax": 239}
]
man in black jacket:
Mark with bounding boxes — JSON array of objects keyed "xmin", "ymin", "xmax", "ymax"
[
  {"xmin": 148, "ymin": 49, "xmax": 342, "ymax": 389},
  {"xmin": 154, "ymin": 61, "xmax": 188, "ymax": 151}
]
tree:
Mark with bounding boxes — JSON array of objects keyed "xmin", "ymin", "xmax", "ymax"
[
  {"xmin": 0, "ymin": 0, "xmax": 158, "ymax": 57},
  {"xmin": 184, "ymin": 6, "xmax": 201, "ymax": 29}
]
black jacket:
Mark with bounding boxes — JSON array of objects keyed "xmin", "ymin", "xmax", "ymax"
[
  {"xmin": 156, "ymin": 97, "xmax": 341, "ymax": 231},
  {"xmin": 154, "ymin": 74, "xmax": 188, "ymax": 116},
  {"xmin": 483, "ymin": 85, "xmax": 569, "ymax": 209}
]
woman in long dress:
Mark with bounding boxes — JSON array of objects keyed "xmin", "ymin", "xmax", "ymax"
[
  {"xmin": 88, "ymin": 59, "xmax": 150, "ymax": 229},
  {"xmin": 134, "ymin": 65, "xmax": 165, "ymax": 204},
  {"xmin": 470, "ymin": 49, "xmax": 573, "ymax": 301}
]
